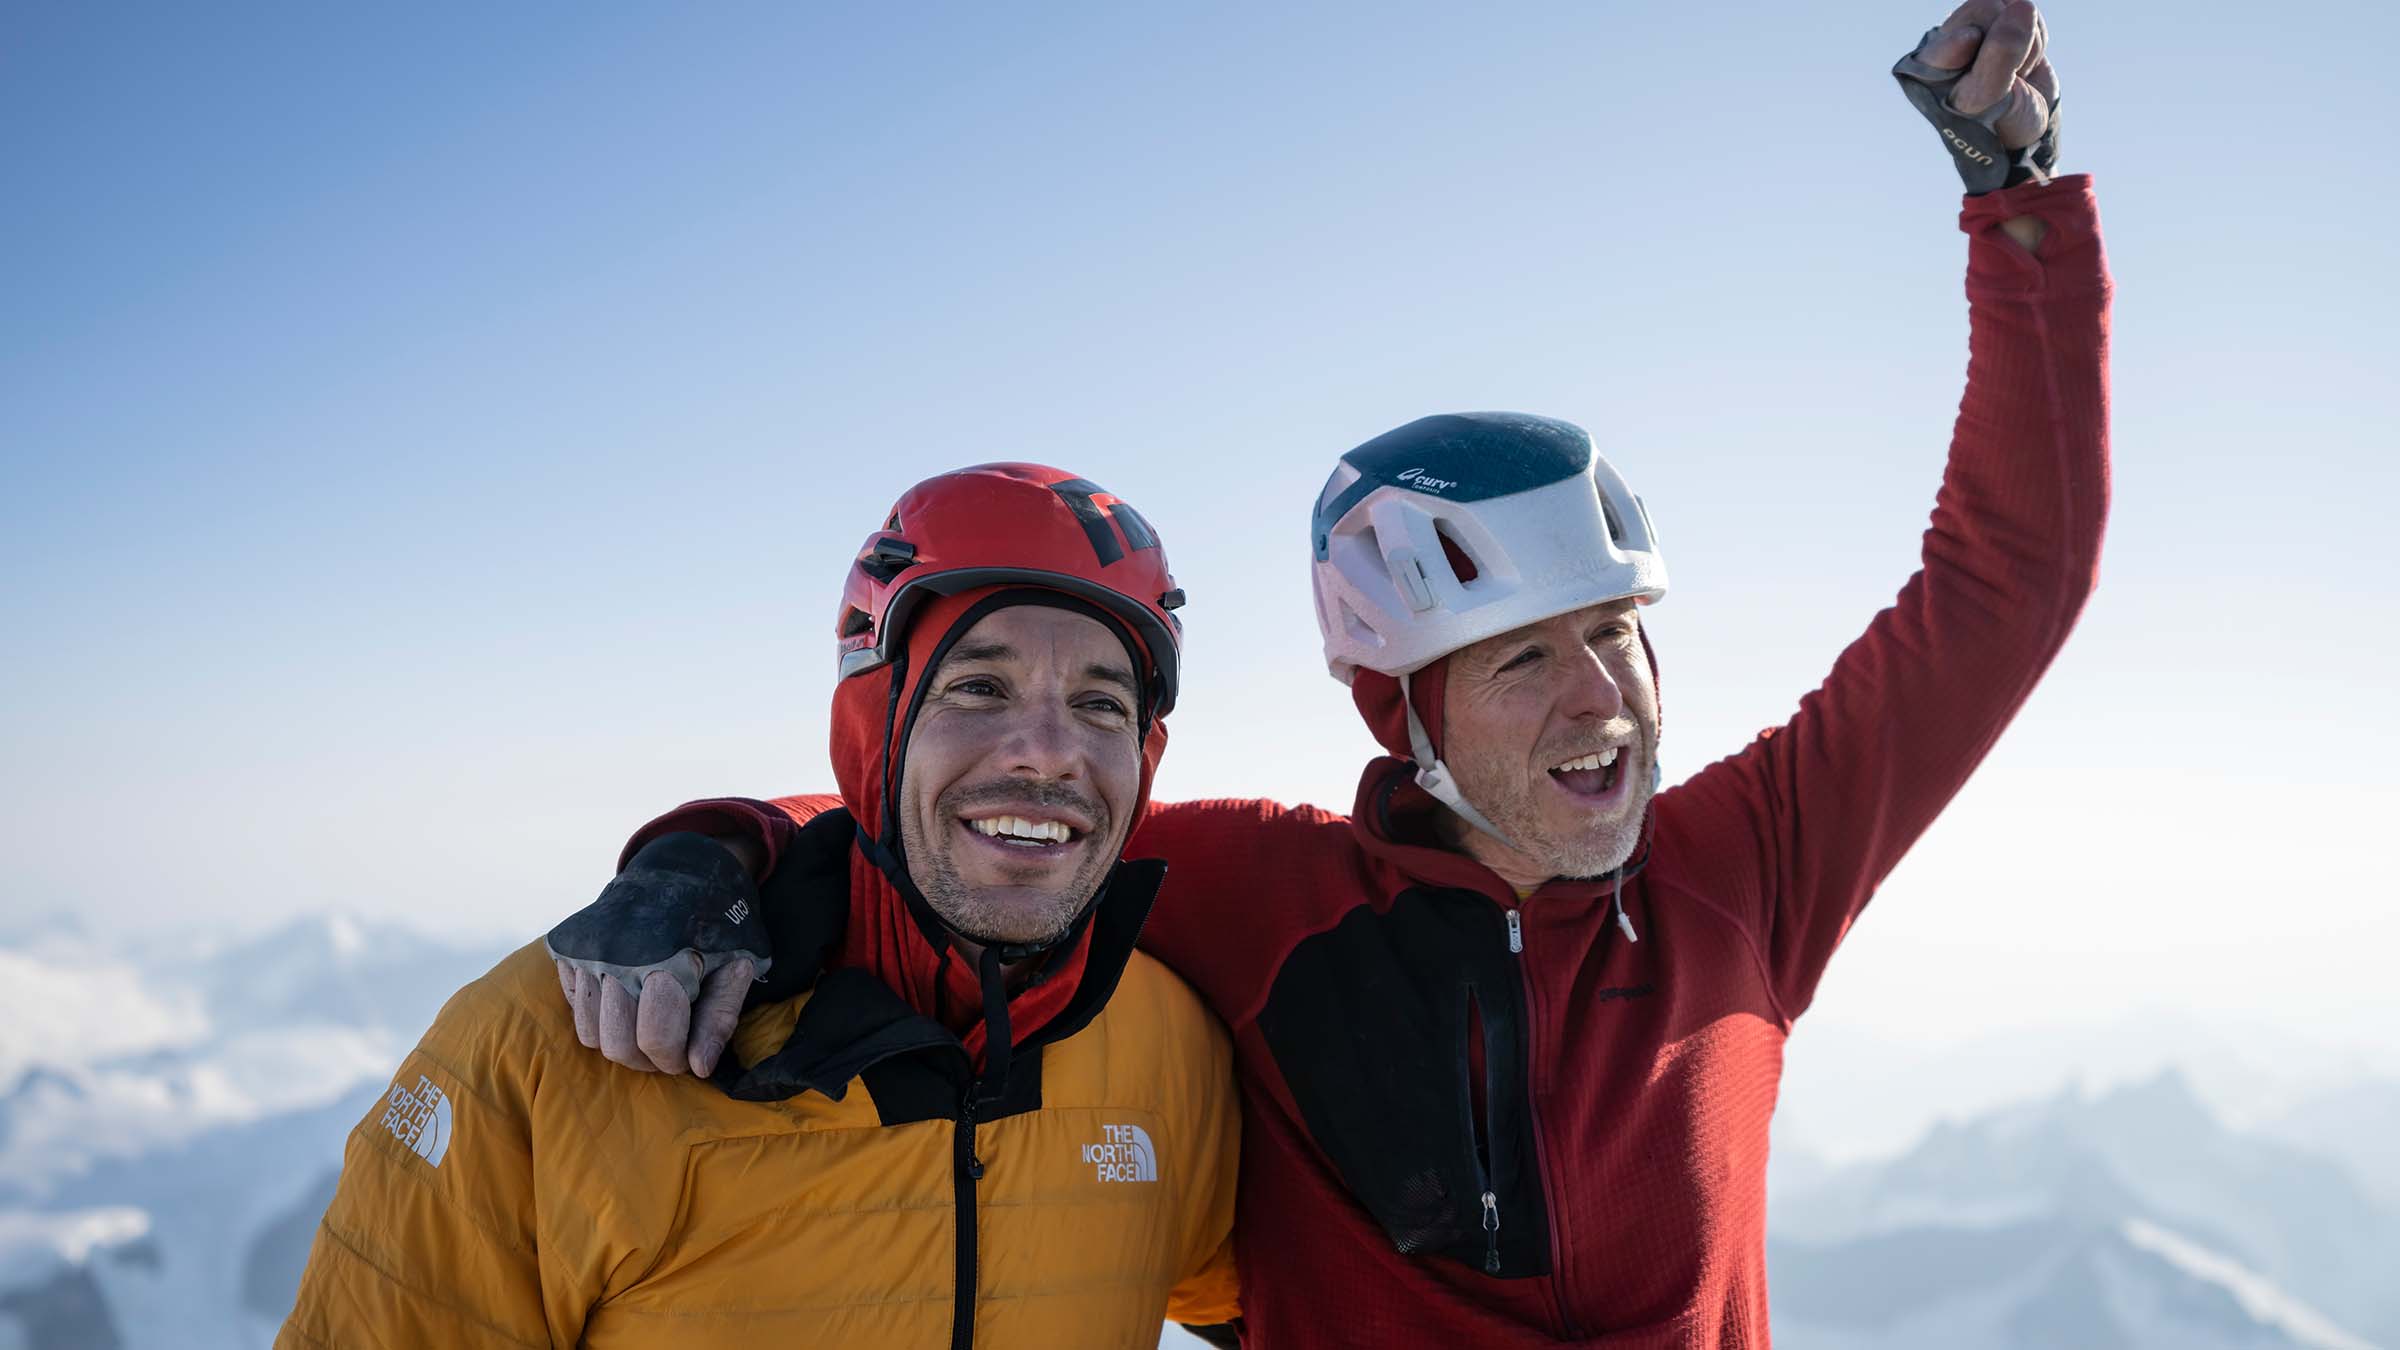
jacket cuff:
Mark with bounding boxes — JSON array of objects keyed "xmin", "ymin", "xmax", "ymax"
[
  {"xmin": 1960, "ymin": 173, "xmax": 2109, "ymax": 299},
  {"xmin": 618, "ymin": 798, "xmax": 794, "ymax": 875}
]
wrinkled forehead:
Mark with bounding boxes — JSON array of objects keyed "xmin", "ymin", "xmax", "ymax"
[
  {"xmin": 933, "ymin": 603, "xmax": 1138, "ymax": 693},
  {"xmin": 1454, "ymin": 598, "xmax": 1643, "ymax": 664}
]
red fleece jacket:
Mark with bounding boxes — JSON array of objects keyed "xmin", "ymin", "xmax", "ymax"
[{"xmin": 629, "ymin": 176, "xmax": 2110, "ymax": 1347}]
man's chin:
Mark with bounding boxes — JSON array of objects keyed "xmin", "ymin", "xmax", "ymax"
[
  {"xmin": 1530, "ymin": 813, "xmax": 1646, "ymax": 879},
  {"xmin": 937, "ymin": 884, "xmax": 1086, "ymax": 950}
]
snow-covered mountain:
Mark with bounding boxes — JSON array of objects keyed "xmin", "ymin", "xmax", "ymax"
[
  {"xmin": 1770, "ymin": 1070, "xmax": 2400, "ymax": 1349},
  {"xmin": 0, "ymin": 916, "xmax": 514, "ymax": 1350},
  {"xmin": 1771, "ymin": 1213, "xmax": 2380, "ymax": 1350},
  {"xmin": 0, "ymin": 915, "xmax": 2391, "ymax": 1350},
  {"xmin": 2259, "ymin": 1078, "xmax": 2400, "ymax": 1211}
]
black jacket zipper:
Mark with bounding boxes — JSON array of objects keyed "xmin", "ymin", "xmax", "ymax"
[
  {"xmin": 951, "ymin": 1090, "xmax": 983, "ymax": 1350},
  {"xmin": 1464, "ymin": 987, "xmax": 1501, "ymax": 1275}
]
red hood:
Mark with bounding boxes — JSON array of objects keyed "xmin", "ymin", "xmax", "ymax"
[{"xmin": 828, "ymin": 585, "xmax": 1169, "ymax": 1061}]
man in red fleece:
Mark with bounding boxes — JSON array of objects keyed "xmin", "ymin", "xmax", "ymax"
[{"xmin": 545, "ymin": 3, "xmax": 2108, "ymax": 1344}]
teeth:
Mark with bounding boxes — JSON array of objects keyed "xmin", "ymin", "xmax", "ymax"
[
  {"xmin": 967, "ymin": 816, "xmax": 1072, "ymax": 843},
  {"xmin": 1551, "ymin": 748, "xmax": 1622, "ymax": 774}
]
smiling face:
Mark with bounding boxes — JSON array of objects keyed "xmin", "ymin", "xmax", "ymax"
[
  {"xmin": 1438, "ymin": 599, "xmax": 1661, "ymax": 888},
  {"xmin": 895, "ymin": 604, "xmax": 1146, "ymax": 948}
]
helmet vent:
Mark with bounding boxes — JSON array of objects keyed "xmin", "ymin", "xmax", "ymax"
[
  {"xmin": 859, "ymin": 537, "xmax": 918, "ymax": 583},
  {"xmin": 1434, "ymin": 522, "xmax": 1480, "ymax": 584},
  {"xmin": 839, "ymin": 607, "xmax": 873, "ymax": 639},
  {"xmin": 1598, "ymin": 494, "xmax": 1626, "ymax": 546},
  {"xmin": 1338, "ymin": 598, "xmax": 1382, "ymax": 649}
]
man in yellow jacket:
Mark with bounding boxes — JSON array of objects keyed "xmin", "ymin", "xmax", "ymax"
[{"xmin": 280, "ymin": 462, "xmax": 1240, "ymax": 1349}]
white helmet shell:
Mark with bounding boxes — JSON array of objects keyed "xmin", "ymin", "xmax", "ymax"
[{"xmin": 1311, "ymin": 412, "xmax": 1667, "ymax": 683}]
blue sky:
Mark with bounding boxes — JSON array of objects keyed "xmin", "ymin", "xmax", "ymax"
[{"xmin": 4, "ymin": 0, "xmax": 2394, "ymax": 1105}]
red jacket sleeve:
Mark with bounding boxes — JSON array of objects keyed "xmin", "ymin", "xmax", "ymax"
[
  {"xmin": 1653, "ymin": 174, "xmax": 2112, "ymax": 1022},
  {"xmin": 617, "ymin": 794, "xmax": 842, "ymax": 874},
  {"xmin": 1127, "ymin": 797, "xmax": 1357, "ymax": 1024},
  {"xmin": 620, "ymin": 793, "xmax": 1326, "ymax": 1027}
]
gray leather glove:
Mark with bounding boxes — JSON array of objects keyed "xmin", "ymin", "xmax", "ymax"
[
  {"xmin": 543, "ymin": 831, "xmax": 771, "ymax": 1001},
  {"xmin": 1894, "ymin": 25, "xmax": 2062, "ymax": 194}
]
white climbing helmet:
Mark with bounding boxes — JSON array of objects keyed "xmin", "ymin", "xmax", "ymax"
[
  {"xmin": 1311, "ymin": 411, "xmax": 1667, "ymax": 683},
  {"xmin": 1310, "ymin": 412, "xmax": 1669, "ymax": 855}
]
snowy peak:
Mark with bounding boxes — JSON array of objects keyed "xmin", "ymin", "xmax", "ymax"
[
  {"xmin": 2119, "ymin": 1218, "xmax": 2379, "ymax": 1350},
  {"xmin": 1773, "ymin": 1071, "xmax": 2400, "ymax": 1349},
  {"xmin": 0, "ymin": 916, "xmax": 514, "ymax": 1349},
  {"xmin": 188, "ymin": 913, "xmax": 515, "ymax": 1037},
  {"xmin": 1772, "ymin": 1213, "xmax": 2382, "ymax": 1350}
]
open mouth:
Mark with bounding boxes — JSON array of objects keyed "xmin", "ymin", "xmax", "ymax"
[
  {"xmin": 1547, "ymin": 746, "xmax": 1626, "ymax": 801},
  {"xmin": 958, "ymin": 813, "xmax": 1088, "ymax": 854}
]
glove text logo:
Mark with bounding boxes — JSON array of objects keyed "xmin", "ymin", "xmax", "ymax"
[
  {"xmin": 1940, "ymin": 126, "xmax": 1995, "ymax": 166},
  {"xmin": 381, "ymin": 1073, "xmax": 454, "ymax": 1168},
  {"xmin": 1081, "ymin": 1123, "xmax": 1159, "ymax": 1184}
]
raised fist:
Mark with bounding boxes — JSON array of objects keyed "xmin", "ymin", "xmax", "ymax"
[{"xmin": 1894, "ymin": 0, "xmax": 2063, "ymax": 194}]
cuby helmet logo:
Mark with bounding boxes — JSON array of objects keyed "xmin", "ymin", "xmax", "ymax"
[
  {"xmin": 1394, "ymin": 467, "xmax": 1460, "ymax": 493},
  {"xmin": 835, "ymin": 463, "xmax": 1187, "ymax": 715}
]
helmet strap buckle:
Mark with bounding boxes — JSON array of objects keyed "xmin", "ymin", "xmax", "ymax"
[{"xmin": 1401, "ymin": 670, "xmax": 1517, "ymax": 850}]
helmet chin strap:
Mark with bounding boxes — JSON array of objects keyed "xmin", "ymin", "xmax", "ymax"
[
  {"xmin": 1402, "ymin": 669, "xmax": 1518, "ymax": 852},
  {"xmin": 1401, "ymin": 670, "xmax": 1650, "ymax": 943}
]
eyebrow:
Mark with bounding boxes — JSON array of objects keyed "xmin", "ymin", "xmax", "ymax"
[
  {"xmin": 1081, "ymin": 662, "xmax": 1140, "ymax": 697},
  {"xmin": 944, "ymin": 641, "xmax": 1017, "ymax": 667},
  {"xmin": 941, "ymin": 641, "xmax": 1140, "ymax": 697}
]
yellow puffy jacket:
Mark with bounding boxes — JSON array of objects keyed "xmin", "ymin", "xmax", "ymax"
[{"xmin": 279, "ymin": 858, "xmax": 1238, "ymax": 1348}]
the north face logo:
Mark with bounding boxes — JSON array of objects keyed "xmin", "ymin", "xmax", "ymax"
[
  {"xmin": 1081, "ymin": 1123, "xmax": 1158, "ymax": 1183},
  {"xmin": 381, "ymin": 1073, "xmax": 452, "ymax": 1168}
]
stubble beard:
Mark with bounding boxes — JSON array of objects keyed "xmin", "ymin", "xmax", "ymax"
[
  {"xmin": 1453, "ymin": 728, "xmax": 1658, "ymax": 881},
  {"xmin": 900, "ymin": 782, "xmax": 1118, "ymax": 947}
]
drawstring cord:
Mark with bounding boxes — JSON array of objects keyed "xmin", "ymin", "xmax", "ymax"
[{"xmin": 1611, "ymin": 809, "xmax": 1656, "ymax": 944}]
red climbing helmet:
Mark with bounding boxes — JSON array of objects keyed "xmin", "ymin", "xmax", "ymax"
[{"xmin": 834, "ymin": 463, "xmax": 1186, "ymax": 715}]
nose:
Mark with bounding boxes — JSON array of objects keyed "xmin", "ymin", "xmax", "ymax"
[
  {"xmin": 995, "ymin": 696, "xmax": 1084, "ymax": 781},
  {"xmin": 1557, "ymin": 645, "xmax": 1625, "ymax": 723}
]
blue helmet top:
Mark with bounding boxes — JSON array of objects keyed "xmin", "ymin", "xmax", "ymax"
[{"xmin": 1313, "ymin": 412, "xmax": 1595, "ymax": 560}]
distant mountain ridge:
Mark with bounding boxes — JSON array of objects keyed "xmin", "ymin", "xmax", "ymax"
[{"xmin": 1770, "ymin": 1069, "xmax": 2400, "ymax": 1349}]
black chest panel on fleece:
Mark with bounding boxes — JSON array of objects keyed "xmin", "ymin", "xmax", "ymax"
[{"xmin": 1256, "ymin": 887, "xmax": 1553, "ymax": 1277}]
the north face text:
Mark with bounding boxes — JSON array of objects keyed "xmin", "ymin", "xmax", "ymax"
[
  {"xmin": 382, "ymin": 1073, "xmax": 452, "ymax": 1168},
  {"xmin": 1081, "ymin": 1123, "xmax": 1158, "ymax": 1183}
]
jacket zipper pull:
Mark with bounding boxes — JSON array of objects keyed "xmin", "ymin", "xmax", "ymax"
[
  {"xmin": 1505, "ymin": 909, "xmax": 1523, "ymax": 954},
  {"xmin": 961, "ymin": 1098, "xmax": 985, "ymax": 1181},
  {"xmin": 1481, "ymin": 1191, "xmax": 1501, "ymax": 1273}
]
